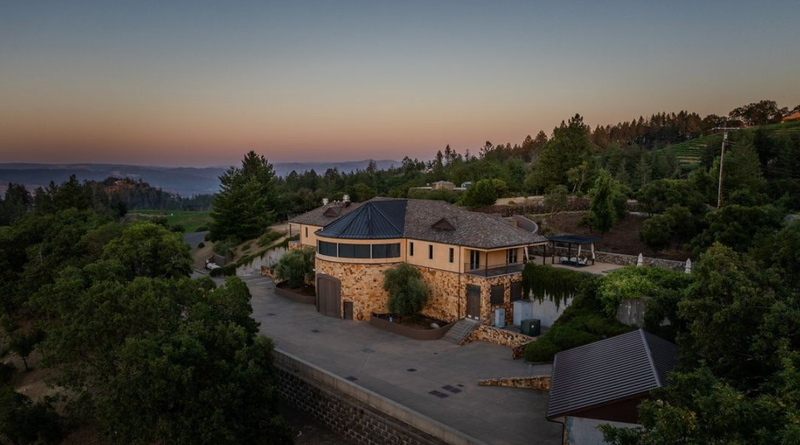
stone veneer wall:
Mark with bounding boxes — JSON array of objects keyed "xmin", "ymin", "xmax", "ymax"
[
  {"xmin": 463, "ymin": 273, "xmax": 524, "ymax": 326},
  {"xmin": 466, "ymin": 325, "xmax": 533, "ymax": 347},
  {"xmin": 316, "ymin": 256, "xmax": 527, "ymax": 325},
  {"xmin": 539, "ymin": 246, "xmax": 687, "ymax": 271},
  {"xmin": 415, "ymin": 267, "xmax": 463, "ymax": 323},
  {"xmin": 478, "ymin": 376, "xmax": 551, "ymax": 391},
  {"xmin": 315, "ymin": 257, "xmax": 395, "ymax": 321}
]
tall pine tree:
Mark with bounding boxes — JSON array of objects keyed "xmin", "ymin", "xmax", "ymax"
[{"xmin": 210, "ymin": 151, "xmax": 277, "ymax": 242}]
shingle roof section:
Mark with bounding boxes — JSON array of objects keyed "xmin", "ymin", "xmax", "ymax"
[
  {"xmin": 288, "ymin": 201, "xmax": 361, "ymax": 227},
  {"xmin": 318, "ymin": 200, "xmax": 407, "ymax": 239},
  {"xmin": 547, "ymin": 329, "xmax": 678, "ymax": 420},
  {"xmin": 315, "ymin": 198, "xmax": 547, "ymax": 249}
]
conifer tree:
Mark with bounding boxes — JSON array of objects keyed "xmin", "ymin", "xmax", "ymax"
[{"xmin": 210, "ymin": 151, "xmax": 277, "ymax": 241}]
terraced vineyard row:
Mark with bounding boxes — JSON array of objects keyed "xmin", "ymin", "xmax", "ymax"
[{"xmin": 660, "ymin": 121, "xmax": 800, "ymax": 167}]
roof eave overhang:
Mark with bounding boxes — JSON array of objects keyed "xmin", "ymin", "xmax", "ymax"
[{"xmin": 546, "ymin": 390, "xmax": 654, "ymax": 421}]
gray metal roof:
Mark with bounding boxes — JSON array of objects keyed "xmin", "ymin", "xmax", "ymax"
[
  {"xmin": 547, "ymin": 329, "xmax": 678, "ymax": 420},
  {"xmin": 315, "ymin": 198, "xmax": 547, "ymax": 249},
  {"xmin": 288, "ymin": 201, "xmax": 361, "ymax": 227},
  {"xmin": 318, "ymin": 200, "xmax": 407, "ymax": 239}
]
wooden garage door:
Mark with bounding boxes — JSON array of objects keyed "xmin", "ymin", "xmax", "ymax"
[
  {"xmin": 316, "ymin": 275, "xmax": 341, "ymax": 318},
  {"xmin": 466, "ymin": 285, "xmax": 481, "ymax": 320}
]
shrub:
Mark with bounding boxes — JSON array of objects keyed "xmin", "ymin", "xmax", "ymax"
[
  {"xmin": 383, "ymin": 263, "xmax": 429, "ymax": 317},
  {"xmin": 522, "ymin": 263, "xmax": 594, "ymax": 308},
  {"xmin": 597, "ymin": 266, "xmax": 692, "ymax": 317},
  {"xmin": 0, "ymin": 315, "xmax": 20, "ymax": 335},
  {"xmin": 257, "ymin": 230, "xmax": 283, "ymax": 247},
  {"xmin": 194, "ymin": 225, "xmax": 209, "ymax": 232},
  {"xmin": 170, "ymin": 224, "xmax": 185, "ymax": 233},
  {"xmin": 0, "ymin": 362, "xmax": 16, "ymax": 384},
  {"xmin": 587, "ymin": 169, "xmax": 625, "ymax": 234},
  {"xmin": 0, "ymin": 386, "xmax": 65, "ymax": 445},
  {"xmin": 640, "ymin": 214, "xmax": 675, "ymax": 252},
  {"xmin": 212, "ymin": 240, "xmax": 236, "ymax": 258},
  {"xmin": 544, "ymin": 185, "xmax": 569, "ymax": 215},
  {"xmin": 523, "ymin": 280, "xmax": 634, "ymax": 362},
  {"xmin": 197, "ymin": 242, "xmax": 205, "ymax": 249},
  {"xmin": 9, "ymin": 329, "xmax": 45, "ymax": 371},
  {"xmin": 274, "ymin": 248, "xmax": 315, "ymax": 288},
  {"xmin": 461, "ymin": 179, "xmax": 507, "ymax": 207},
  {"xmin": 204, "ymin": 232, "xmax": 212, "ymax": 242},
  {"xmin": 209, "ymin": 264, "xmax": 237, "ymax": 277}
]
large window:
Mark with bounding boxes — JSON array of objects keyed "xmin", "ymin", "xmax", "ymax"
[
  {"xmin": 507, "ymin": 248, "xmax": 519, "ymax": 264},
  {"xmin": 318, "ymin": 240, "xmax": 401, "ymax": 259},
  {"xmin": 372, "ymin": 243, "xmax": 401, "ymax": 259},
  {"xmin": 318, "ymin": 241, "xmax": 337, "ymax": 256},
  {"xmin": 339, "ymin": 243, "xmax": 371, "ymax": 259}
]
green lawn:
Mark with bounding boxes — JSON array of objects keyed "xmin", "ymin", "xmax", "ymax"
[{"xmin": 135, "ymin": 210, "xmax": 212, "ymax": 232}]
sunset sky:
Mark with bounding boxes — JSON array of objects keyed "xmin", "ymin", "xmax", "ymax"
[{"xmin": 1, "ymin": 0, "xmax": 798, "ymax": 167}]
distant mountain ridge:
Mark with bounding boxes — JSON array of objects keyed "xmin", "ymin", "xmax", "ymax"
[{"xmin": 0, "ymin": 160, "xmax": 398, "ymax": 196}]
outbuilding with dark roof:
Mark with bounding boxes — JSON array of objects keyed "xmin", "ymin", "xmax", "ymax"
[{"xmin": 547, "ymin": 329, "xmax": 678, "ymax": 444}]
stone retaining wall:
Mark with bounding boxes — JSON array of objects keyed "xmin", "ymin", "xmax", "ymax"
[
  {"xmin": 539, "ymin": 246, "xmax": 687, "ymax": 271},
  {"xmin": 274, "ymin": 350, "xmax": 486, "ymax": 445},
  {"xmin": 466, "ymin": 325, "xmax": 533, "ymax": 347},
  {"xmin": 465, "ymin": 325, "xmax": 536, "ymax": 359},
  {"xmin": 478, "ymin": 376, "xmax": 551, "ymax": 391}
]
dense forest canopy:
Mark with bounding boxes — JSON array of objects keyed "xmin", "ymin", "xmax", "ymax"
[
  {"xmin": 0, "ymin": 176, "xmax": 212, "ymax": 226},
  {"xmin": 271, "ymin": 99, "xmax": 800, "ymax": 220}
]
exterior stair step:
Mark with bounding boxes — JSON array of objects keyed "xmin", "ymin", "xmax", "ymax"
[{"xmin": 443, "ymin": 319, "xmax": 479, "ymax": 345}]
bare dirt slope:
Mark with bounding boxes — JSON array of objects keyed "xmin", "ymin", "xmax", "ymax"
[{"xmin": 535, "ymin": 212, "xmax": 690, "ymax": 260}]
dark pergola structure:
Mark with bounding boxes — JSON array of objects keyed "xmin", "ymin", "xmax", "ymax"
[{"xmin": 545, "ymin": 235, "xmax": 604, "ymax": 266}]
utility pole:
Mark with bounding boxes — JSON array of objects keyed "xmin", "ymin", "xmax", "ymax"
[
  {"xmin": 717, "ymin": 130, "xmax": 728, "ymax": 208},
  {"xmin": 713, "ymin": 125, "xmax": 742, "ymax": 209}
]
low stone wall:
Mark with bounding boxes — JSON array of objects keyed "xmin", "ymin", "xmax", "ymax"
[
  {"xmin": 274, "ymin": 350, "xmax": 486, "ymax": 445},
  {"xmin": 540, "ymin": 246, "xmax": 687, "ymax": 271},
  {"xmin": 466, "ymin": 324, "xmax": 534, "ymax": 347},
  {"xmin": 274, "ymin": 282, "xmax": 316, "ymax": 305},
  {"xmin": 478, "ymin": 376, "xmax": 551, "ymax": 391},
  {"xmin": 370, "ymin": 315, "xmax": 454, "ymax": 341}
]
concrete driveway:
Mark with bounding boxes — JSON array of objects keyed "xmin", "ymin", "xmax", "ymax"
[{"xmin": 232, "ymin": 274, "xmax": 561, "ymax": 445}]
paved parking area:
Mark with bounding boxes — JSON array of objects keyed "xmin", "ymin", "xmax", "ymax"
[{"xmin": 203, "ymin": 273, "xmax": 561, "ymax": 445}]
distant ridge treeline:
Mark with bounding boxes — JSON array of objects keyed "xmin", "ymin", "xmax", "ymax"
[{"xmin": 0, "ymin": 176, "xmax": 212, "ymax": 226}]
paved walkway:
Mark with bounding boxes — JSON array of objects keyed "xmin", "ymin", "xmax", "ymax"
[{"xmin": 224, "ymin": 274, "xmax": 561, "ymax": 445}]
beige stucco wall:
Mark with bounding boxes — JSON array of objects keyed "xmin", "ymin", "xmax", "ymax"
[
  {"xmin": 295, "ymin": 223, "xmax": 322, "ymax": 248},
  {"xmin": 405, "ymin": 239, "xmax": 463, "ymax": 273}
]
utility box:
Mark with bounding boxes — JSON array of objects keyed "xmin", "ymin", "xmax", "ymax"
[
  {"xmin": 494, "ymin": 308, "xmax": 506, "ymax": 328},
  {"xmin": 521, "ymin": 319, "xmax": 541, "ymax": 337},
  {"xmin": 513, "ymin": 300, "xmax": 533, "ymax": 326}
]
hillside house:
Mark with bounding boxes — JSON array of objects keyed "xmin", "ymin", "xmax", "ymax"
[{"xmin": 289, "ymin": 197, "xmax": 546, "ymax": 323}]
